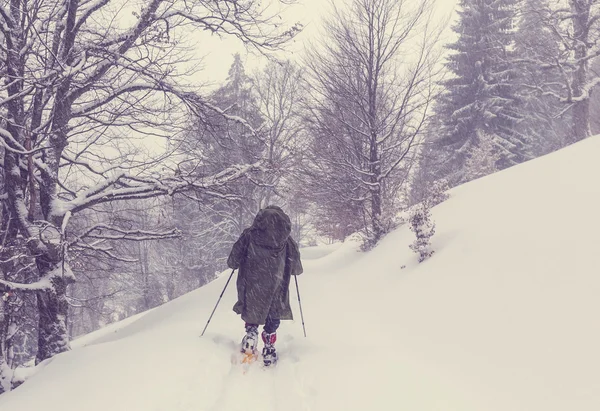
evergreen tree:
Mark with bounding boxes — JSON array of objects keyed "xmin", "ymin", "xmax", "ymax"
[
  {"xmin": 435, "ymin": 0, "xmax": 528, "ymax": 185},
  {"xmin": 195, "ymin": 54, "xmax": 264, "ymax": 233},
  {"xmin": 409, "ymin": 204, "xmax": 436, "ymax": 263},
  {"xmin": 514, "ymin": 0, "xmax": 569, "ymax": 155}
]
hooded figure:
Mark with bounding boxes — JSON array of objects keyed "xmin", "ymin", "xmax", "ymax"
[
  {"xmin": 227, "ymin": 205, "xmax": 303, "ymax": 366},
  {"xmin": 227, "ymin": 205, "xmax": 303, "ymax": 324}
]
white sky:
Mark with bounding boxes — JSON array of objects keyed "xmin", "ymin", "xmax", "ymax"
[{"xmin": 192, "ymin": 0, "xmax": 459, "ymax": 86}]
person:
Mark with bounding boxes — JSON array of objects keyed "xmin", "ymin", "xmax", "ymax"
[{"xmin": 227, "ymin": 205, "xmax": 303, "ymax": 366}]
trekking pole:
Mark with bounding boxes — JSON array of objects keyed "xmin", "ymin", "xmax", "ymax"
[
  {"xmin": 294, "ymin": 275, "xmax": 307, "ymax": 337},
  {"xmin": 201, "ymin": 269, "xmax": 235, "ymax": 337}
]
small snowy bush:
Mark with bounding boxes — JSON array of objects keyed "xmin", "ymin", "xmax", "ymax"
[
  {"xmin": 426, "ymin": 179, "xmax": 450, "ymax": 208},
  {"xmin": 464, "ymin": 131, "xmax": 502, "ymax": 181},
  {"xmin": 409, "ymin": 204, "xmax": 435, "ymax": 263}
]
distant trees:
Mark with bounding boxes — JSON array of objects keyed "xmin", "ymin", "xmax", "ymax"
[
  {"xmin": 181, "ymin": 53, "xmax": 265, "ymax": 237},
  {"xmin": 519, "ymin": 0, "xmax": 600, "ymax": 144},
  {"xmin": 412, "ymin": 0, "xmax": 600, "ymax": 200},
  {"xmin": 165, "ymin": 55, "xmax": 307, "ymax": 297},
  {"xmin": 254, "ymin": 60, "xmax": 306, "ymax": 210}
]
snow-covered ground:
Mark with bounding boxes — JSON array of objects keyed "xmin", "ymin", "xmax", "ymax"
[{"xmin": 2, "ymin": 137, "xmax": 600, "ymax": 410}]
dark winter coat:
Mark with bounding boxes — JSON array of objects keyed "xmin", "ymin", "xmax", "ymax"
[{"xmin": 227, "ymin": 206, "xmax": 303, "ymax": 325}]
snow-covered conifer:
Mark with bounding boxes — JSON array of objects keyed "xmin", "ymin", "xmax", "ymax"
[
  {"xmin": 513, "ymin": 0, "xmax": 569, "ymax": 155},
  {"xmin": 434, "ymin": 0, "xmax": 528, "ymax": 184},
  {"xmin": 409, "ymin": 204, "xmax": 435, "ymax": 263}
]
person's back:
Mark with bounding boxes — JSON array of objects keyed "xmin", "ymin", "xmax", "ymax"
[{"xmin": 227, "ymin": 206, "xmax": 303, "ymax": 366}]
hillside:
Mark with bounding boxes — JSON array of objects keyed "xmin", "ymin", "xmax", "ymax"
[{"xmin": 1, "ymin": 138, "xmax": 600, "ymax": 410}]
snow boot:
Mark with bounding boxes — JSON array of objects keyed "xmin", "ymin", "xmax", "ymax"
[
  {"xmin": 241, "ymin": 324, "xmax": 259, "ymax": 355},
  {"xmin": 261, "ymin": 330, "xmax": 278, "ymax": 366}
]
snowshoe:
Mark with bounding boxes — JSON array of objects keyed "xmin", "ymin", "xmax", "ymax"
[
  {"xmin": 262, "ymin": 346, "xmax": 278, "ymax": 367},
  {"xmin": 261, "ymin": 331, "xmax": 278, "ymax": 367},
  {"xmin": 241, "ymin": 324, "xmax": 259, "ymax": 355}
]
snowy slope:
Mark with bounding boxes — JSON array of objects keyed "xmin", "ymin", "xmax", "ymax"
[{"xmin": 2, "ymin": 137, "xmax": 600, "ymax": 410}]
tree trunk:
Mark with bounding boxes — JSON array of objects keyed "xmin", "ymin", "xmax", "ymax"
[
  {"xmin": 32, "ymin": 76, "xmax": 74, "ymax": 363},
  {"xmin": 0, "ymin": 356, "xmax": 10, "ymax": 395},
  {"xmin": 1, "ymin": 138, "xmax": 22, "ymax": 394},
  {"xmin": 0, "ymin": 293, "xmax": 10, "ymax": 394},
  {"xmin": 35, "ymin": 269, "xmax": 72, "ymax": 364},
  {"xmin": 572, "ymin": 100, "xmax": 591, "ymax": 143},
  {"xmin": 34, "ymin": 184, "xmax": 72, "ymax": 363},
  {"xmin": 369, "ymin": 134, "xmax": 384, "ymax": 243}
]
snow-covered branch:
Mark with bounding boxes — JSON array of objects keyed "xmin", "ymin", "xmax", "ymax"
[
  {"xmin": 0, "ymin": 278, "xmax": 52, "ymax": 293},
  {"xmin": 70, "ymin": 241, "xmax": 139, "ymax": 263},
  {"xmin": 77, "ymin": 224, "xmax": 181, "ymax": 242},
  {"xmin": 0, "ymin": 127, "xmax": 42, "ymax": 156},
  {"xmin": 0, "ymin": 264, "xmax": 75, "ymax": 293},
  {"xmin": 71, "ymin": 83, "xmax": 164, "ymax": 117},
  {"xmin": 563, "ymin": 76, "xmax": 600, "ymax": 103},
  {"xmin": 0, "ymin": 85, "xmax": 34, "ymax": 108},
  {"xmin": 160, "ymin": 0, "xmax": 301, "ymax": 51},
  {"xmin": 0, "ymin": 5, "xmax": 15, "ymax": 30},
  {"xmin": 56, "ymin": 162, "xmax": 263, "ymax": 215},
  {"xmin": 74, "ymin": 0, "xmax": 110, "ymax": 35},
  {"xmin": 67, "ymin": 0, "xmax": 164, "ymax": 101}
]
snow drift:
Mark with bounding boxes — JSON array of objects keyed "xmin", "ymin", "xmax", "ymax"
[{"xmin": 1, "ymin": 137, "xmax": 600, "ymax": 410}]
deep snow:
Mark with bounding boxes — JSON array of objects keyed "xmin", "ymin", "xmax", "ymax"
[{"xmin": 2, "ymin": 137, "xmax": 600, "ymax": 410}]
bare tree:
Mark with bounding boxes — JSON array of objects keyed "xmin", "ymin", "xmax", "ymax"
[
  {"xmin": 253, "ymin": 60, "xmax": 307, "ymax": 223},
  {"xmin": 303, "ymin": 0, "xmax": 442, "ymax": 245},
  {"xmin": 0, "ymin": 0, "xmax": 300, "ymax": 387}
]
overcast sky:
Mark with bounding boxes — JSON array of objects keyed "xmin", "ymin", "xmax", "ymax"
[{"xmin": 193, "ymin": 0, "xmax": 459, "ymax": 86}]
